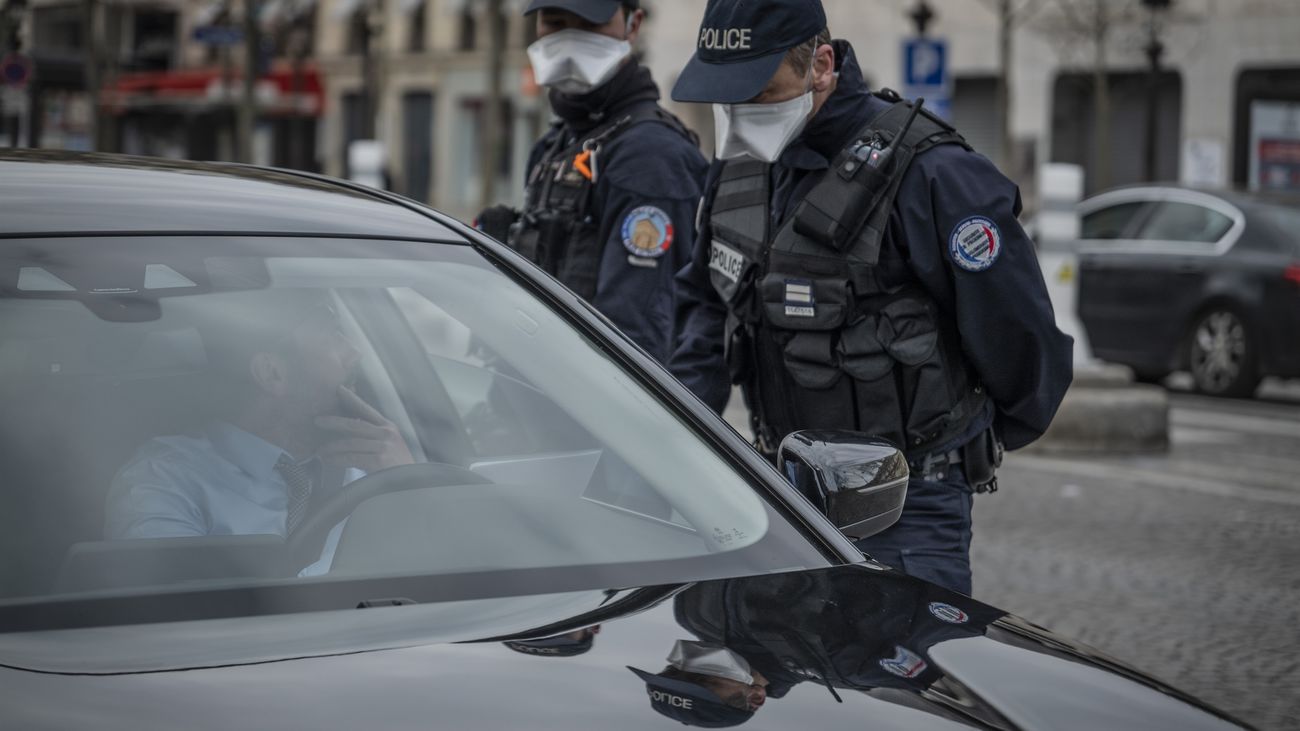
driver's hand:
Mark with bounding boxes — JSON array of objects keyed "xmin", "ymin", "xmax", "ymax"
[{"xmin": 315, "ymin": 386, "xmax": 416, "ymax": 472}]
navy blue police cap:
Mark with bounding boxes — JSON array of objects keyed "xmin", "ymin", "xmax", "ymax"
[
  {"xmin": 672, "ymin": 0, "xmax": 827, "ymax": 104},
  {"xmin": 503, "ymin": 632, "xmax": 595, "ymax": 657},
  {"xmin": 524, "ymin": 0, "xmax": 638, "ymax": 23},
  {"xmin": 627, "ymin": 667, "xmax": 754, "ymax": 728}
]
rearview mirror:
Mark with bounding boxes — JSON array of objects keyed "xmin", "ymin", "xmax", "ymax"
[{"xmin": 778, "ymin": 430, "xmax": 908, "ymax": 541}]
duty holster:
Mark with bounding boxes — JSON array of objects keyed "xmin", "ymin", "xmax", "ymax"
[{"xmin": 961, "ymin": 428, "xmax": 1004, "ymax": 494}]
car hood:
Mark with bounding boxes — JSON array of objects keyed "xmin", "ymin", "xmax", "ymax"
[{"xmin": 0, "ymin": 564, "xmax": 1245, "ymax": 730}]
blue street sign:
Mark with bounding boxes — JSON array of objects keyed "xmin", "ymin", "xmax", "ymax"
[
  {"xmin": 192, "ymin": 25, "xmax": 245, "ymax": 46},
  {"xmin": 902, "ymin": 37, "xmax": 951, "ymax": 119},
  {"xmin": 1, "ymin": 53, "xmax": 31, "ymax": 89}
]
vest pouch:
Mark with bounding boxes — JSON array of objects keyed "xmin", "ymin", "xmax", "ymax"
[
  {"xmin": 793, "ymin": 162, "xmax": 894, "ymax": 253},
  {"xmin": 876, "ymin": 297, "xmax": 958, "ymax": 447},
  {"xmin": 780, "ymin": 331, "xmax": 842, "ymax": 390},
  {"xmin": 877, "ymin": 296, "xmax": 940, "ymax": 366},
  {"xmin": 837, "ymin": 314, "xmax": 894, "ymax": 382},
  {"xmin": 555, "ymin": 218, "xmax": 600, "ymax": 301},
  {"xmin": 760, "ymin": 275, "xmax": 849, "ymax": 332},
  {"xmin": 507, "ymin": 218, "xmax": 542, "ymax": 264}
]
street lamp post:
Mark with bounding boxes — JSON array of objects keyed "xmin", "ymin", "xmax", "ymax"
[{"xmin": 1141, "ymin": 0, "xmax": 1172, "ymax": 183}]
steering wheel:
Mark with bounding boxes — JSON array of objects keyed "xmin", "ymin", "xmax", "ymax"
[{"xmin": 287, "ymin": 462, "xmax": 491, "ymax": 570}]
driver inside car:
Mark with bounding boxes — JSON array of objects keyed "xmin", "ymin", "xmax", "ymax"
[{"xmin": 103, "ymin": 290, "xmax": 415, "ymax": 552}]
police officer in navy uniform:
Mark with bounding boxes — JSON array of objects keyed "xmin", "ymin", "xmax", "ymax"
[
  {"xmin": 477, "ymin": 0, "xmax": 708, "ymax": 364},
  {"xmin": 669, "ymin": 0, "xmax": 1073, "ymax": 595}
]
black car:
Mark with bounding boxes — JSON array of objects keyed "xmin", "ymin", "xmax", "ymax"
[
  {"xmin": 1076, "ymin": 185, "xmax": 1300, "ymax": 397},
  {"xmin": 0, "ymin": 151, "xmax": 1247, "ymax": 729}
]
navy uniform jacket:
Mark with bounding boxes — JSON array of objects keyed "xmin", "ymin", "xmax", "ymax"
[
  {"xmin": 670, "ymin": 42, "xmax": 1072, "ymax": 451},
  {"xmin": 527, "ymin": 63, "xmax": 709, "ymax": 364}
]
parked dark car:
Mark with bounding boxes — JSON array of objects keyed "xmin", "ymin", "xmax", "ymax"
[
  {"xmin": 1077, "ymin": 185, "xmax": 1300, "ymax": 397},
  {"xmin": 0, "ymin": 151, "xmax": 1247, "ymax": 729}
]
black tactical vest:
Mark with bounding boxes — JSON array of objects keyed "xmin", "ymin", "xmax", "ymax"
[
  {"xmin": 509, "ymin": 105, "xmax": 694, "ymax": 300},
  {"xmin": 707, "ymin": 95, "xmax": 990, "ymax": 457}
]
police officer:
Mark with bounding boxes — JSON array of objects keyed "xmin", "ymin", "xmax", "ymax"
[
  {"xmin": 478, "ymin": 0, "xmax": 708, "ymax": 364},
  {"xmin": 669, "ymin": 0, "xmax": 1073, "ymax": 595}
]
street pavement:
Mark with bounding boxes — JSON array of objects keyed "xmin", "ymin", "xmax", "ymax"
[
  {"xmin": 723, "ymin": 378, "xmax": 1300, "ymax": 729},
  {"xmin": 973, "ymin": 378, "xmax": 1300, "ymax": 730}
]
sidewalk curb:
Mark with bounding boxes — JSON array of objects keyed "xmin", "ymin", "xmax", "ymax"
[{"xmin": 1029, "ymin": 379, "xmax": 1171, "ymax": 455}]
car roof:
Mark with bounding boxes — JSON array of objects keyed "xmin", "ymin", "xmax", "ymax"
[
  {"xmin": 1084, "ymin": 182, "xmax": 1300, "ymax": 211},
  {"xmin": 0, "ymin": 150, "xmax": 465, "ymax": 241}
]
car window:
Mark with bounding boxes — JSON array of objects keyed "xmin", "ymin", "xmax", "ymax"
[
  {"xmin": 1080, "ymin": 201, "xmax": 1149, "ymax": 239},
  {"xmin": 1134, "ymin": 201, "xmax": 1234, "ymax": 244},
  {"xmin": 1251, "ymin": 203, "xmax": 1300, "ymax": 255},
  {"xmin": 0, "ymin": 236, "xmax": 827, "ymax": 634}
]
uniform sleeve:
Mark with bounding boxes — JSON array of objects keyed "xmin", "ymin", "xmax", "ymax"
[
  {"xmin": 590, "ymin": 125, "xmax": 710, "ymax": 365},
  {"xmin": 668, "ymin": 161, "xmax": 731, "ymax": 413},
  {"xmin": 892, "ymin": 147, "xmax": 1073, "ymax": 450}
]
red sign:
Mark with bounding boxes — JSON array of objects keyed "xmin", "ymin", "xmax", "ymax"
[{"xmin": 1257, "ymin": 139, "xmax": 1300, "ymax": 191}]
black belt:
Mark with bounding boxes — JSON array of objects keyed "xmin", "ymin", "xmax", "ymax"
[{"xmin": 908, "ymin": 449, "xmax": 962, "ymax": 482}]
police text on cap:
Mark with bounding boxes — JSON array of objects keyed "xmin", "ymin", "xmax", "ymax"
[{"xmin": 699, "ymin": 27, "xmax": 752, "ymax": 51}]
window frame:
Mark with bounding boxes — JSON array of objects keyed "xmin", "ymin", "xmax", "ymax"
[{"xmin": 1076, "ymin": 187, "xmax": 1246, "ymax": 257}]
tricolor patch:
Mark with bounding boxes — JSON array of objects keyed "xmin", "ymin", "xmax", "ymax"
[
  {"xmin": 879, "ymin": 645, "xmax": 927, "ymax": 679},
  {"xmin": 949, "ymin": 216, "xmax": 1002, "ymax": 272},
  {"xmin": 622, "ymin": 206, "xmax": 674, "ymax": 259}
]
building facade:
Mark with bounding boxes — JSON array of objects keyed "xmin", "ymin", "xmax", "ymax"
[{"xmin": 643, "ymin": 0, "xmax": 1300, "ymax": 200}]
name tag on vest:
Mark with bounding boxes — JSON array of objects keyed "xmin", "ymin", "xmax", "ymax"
[{"xmin": 709, "ymin": 240, "xmax": 745, "ymax": 284}]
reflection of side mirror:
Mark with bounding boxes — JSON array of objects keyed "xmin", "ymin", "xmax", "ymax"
[{"xmin": 778, "ymin": 430, "xmax": 908, "ymax": 541}]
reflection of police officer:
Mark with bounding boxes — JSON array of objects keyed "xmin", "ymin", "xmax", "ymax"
[
  {"xmin": 478, "ymin": 0, "xmax": 708, "ymax": 364},
  {"xmin": 503, "ymin": 625, "xmax": 601, "ymax": 657},
  {"xmin": 628, "ymin": 640, "xmax": 768, "ymax": 727},
  {"xmin": 673, "ymin": 570, "xmax": 1004, "ymax": 709},
  {"xmin": 668, "ymin": 0, "xmax": 1073, "ymax": 594}
]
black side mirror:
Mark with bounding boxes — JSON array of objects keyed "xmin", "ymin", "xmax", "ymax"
[{"xmin": 778, "ymin": 430, "xmax": 908, "ymax": 541}]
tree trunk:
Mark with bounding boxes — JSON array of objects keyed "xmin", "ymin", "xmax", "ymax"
[
  {"xmin": 82, "ymin": 0, "xmax": 100, "ymax": 151},
  {"xmin": 1091, "ymin": 0, "xmax": 1111, "ymax": 191},
  {"xmin": 997, "ymin": 0, "xmax": 1014, "ymax": 172},
  {"xmin": 239, "ymin": 0, "xmax": 260, "ymax": 164},
  {"xmin": 480, "ymin": 0, "xmax": 506, "ymax": 211}
]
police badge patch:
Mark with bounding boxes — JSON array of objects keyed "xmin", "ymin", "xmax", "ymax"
[
  {"xmin": 927, "ymin": 601, "xmax": 970, "ymax": 624},
  {"xmin": 622, "ymin": 206, "xmax": 674, "ymax": 259},
  {"xmin": 948, "ymin": 216, "xmax": 1002, "ymax": 272}
]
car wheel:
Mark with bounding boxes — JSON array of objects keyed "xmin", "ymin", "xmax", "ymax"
[{"xmin": 1187, "ymin": 307, "xmax": 1260, "ymax": 398}]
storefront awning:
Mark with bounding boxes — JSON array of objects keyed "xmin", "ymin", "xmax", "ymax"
[{"xmin": 103, "ymin": 65, "xmax": 326, "ymax": 117}]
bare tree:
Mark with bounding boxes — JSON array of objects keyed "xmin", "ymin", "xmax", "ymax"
[
  {"xmin": 974, "ymin": 0, "xmax": 1048, "ymax": 173},
  {"xmin": 1033, "ymin": 0, "xmax": 1145, "ymax": 190}
]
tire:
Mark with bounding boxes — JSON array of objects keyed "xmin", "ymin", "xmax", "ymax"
[{"xmin": 1187, "ymin": 307, "xmax": 1260, "ymax": 398}]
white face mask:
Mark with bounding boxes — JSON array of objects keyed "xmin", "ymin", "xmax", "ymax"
[
  {"xmin": 527, "ymin": 28, "xmax": 632, "ymax": 95},
  {"xmin": 667, "ymin": 640, "xmax": 754, "ymax": 685},
  {"xmin": 712, "ymin": 68, "xmax": 815, "ymax": 163}
]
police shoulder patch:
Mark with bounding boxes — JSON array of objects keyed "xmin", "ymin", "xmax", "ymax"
[
  {"xmin": 948, "ymin": 216, "xmax": 1002, "ymax": 272},
  {"xmin": 622, "ymin": 206, "xmax": 674, "ymax": 259}
]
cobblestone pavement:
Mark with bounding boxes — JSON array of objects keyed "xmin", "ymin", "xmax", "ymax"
[{"xmin": 972, "ymin": 384, "xmax": 1300, "ymax": 730}]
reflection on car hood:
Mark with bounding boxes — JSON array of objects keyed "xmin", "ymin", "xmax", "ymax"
[{"xmin": 0, "ymin": 564, "xmax": 1247, "ymax": 730}]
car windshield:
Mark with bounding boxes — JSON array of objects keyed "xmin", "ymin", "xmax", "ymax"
[{"xmin": 0, "ymin": 236, "xmax": 825, "ymax": 633}]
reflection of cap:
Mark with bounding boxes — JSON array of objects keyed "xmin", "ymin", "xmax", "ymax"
[
  {"xmin": 523, "ymin": 0, "xmax": 638, "ymax": 23},
  {"xmin": 503, "ymin": 632, "xmax": 595, "ymax": 658},
  {"xmin": 627, "ymin": 667, "xmax": 754, "ymax": 728},
  {"xmin": 672, "ymin": 0, "xmax": 827, "ymax": 104}
]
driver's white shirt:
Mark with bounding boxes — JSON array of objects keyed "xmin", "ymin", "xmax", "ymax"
[{"xmin": 104, "ymin": 421, "xmax": 362, "ymax": 574}]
